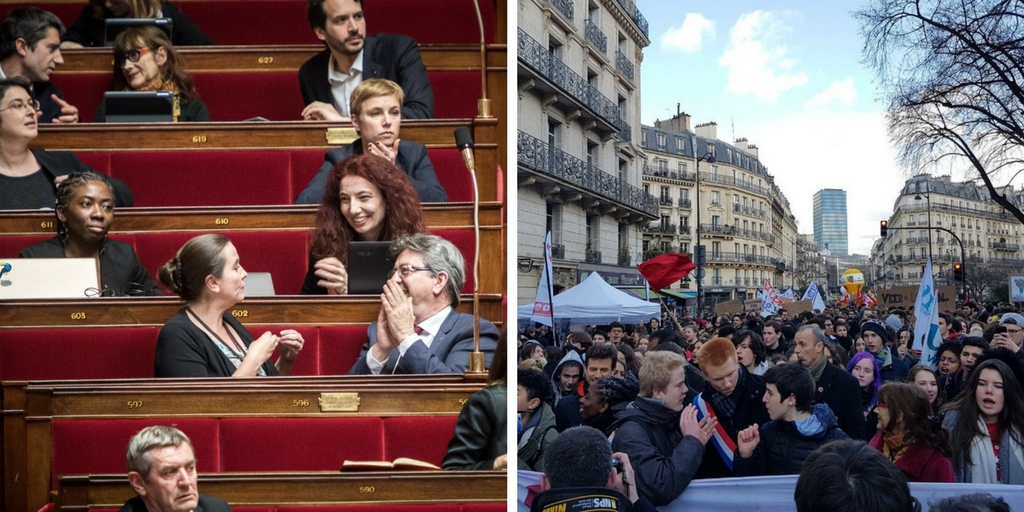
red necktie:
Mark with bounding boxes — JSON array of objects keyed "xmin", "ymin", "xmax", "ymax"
[{"xmin": 414, "ymin": 325, "xmax": 424, "ymax": 336}]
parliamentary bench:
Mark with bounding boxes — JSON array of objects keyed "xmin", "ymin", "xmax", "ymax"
[
  {"xmin": 26, "ymin": 119, "xmax": 502, "ymax": 203},
  {"xmin": 1, "ymin": 378, "xmax": 495, "ymax": 511},
  {"xmin": 1, "ymin": 0, "xmax": 498, "ymax": 46},
  {"xmin": 57, "ymin": 472, "xmax": 506, "ymax": 512}
]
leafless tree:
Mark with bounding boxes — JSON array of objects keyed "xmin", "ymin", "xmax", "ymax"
[{"xmin": 857, "ymin": 0, "xmax": 1024, "ymax": 222}]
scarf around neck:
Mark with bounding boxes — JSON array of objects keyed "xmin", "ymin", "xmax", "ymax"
[
  {"xmin": 706, "ymin": 365, "xmax": 747, "ymax": 418},
  {"xmin": 808, "ymin": 352, "xmax": 828, "ymax": 383}
]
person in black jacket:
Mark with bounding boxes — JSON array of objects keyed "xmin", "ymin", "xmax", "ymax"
[
  {"xmin": 793, "ymin": 325, "xmax": 866, "ymax": 440},
  {"xmin": 860, "ymin": 319, "xmax": 910, "ymax": 383},
  {"xmin": 0, "ymin": 78, "xmax": 133, "ymax": 209},
  {"xmin": 692, "ymin": 336, "xmax": 770, "ymax": 478},
  {"xmin": 554, "ymin": 342, "xmax": 617, "ymax": 431},
  {"xmin": 610, "ymin": 351, "xmax": 717, "ymax": 506},
  {"xmin": 61, "ymin": 0, "xmax": 213, "ymax": 48},
  {"xmin": 122, "ymin": 426, "xmax": 232, "ymax": 512},
  {"xmin": 735, "ymin": 362, "xmax": 849, "ymax": 476},
  {"xmin": 0, "ymin": 7, "xmax": 80, "ymax": 123},
  {"xmin": 299, "ymin": 0, "xmax": 432, "ymax": 120},
  {"xmin": 295, "ymin": 79, "xmax": 446, "ymax": 204}
]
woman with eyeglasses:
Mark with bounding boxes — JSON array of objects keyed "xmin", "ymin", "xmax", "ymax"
[
  {"xmin": 94, "ymin": 26, "xmax": 209, "ymax": 122},
  {"xmin": 156, "ymin": 234, "xmax": 304, "ymax": 377},
  {"xmin": 942, "ymin": 358, "xmax": 1024, "ymax": 484},
  {"xmin": 61, "ymin": 0, "xmax": 212, "ymax": 48},
  {"xmin": 870, "ymin": 382, "xmax": 954, "ymax": 483},
  {"xmin": 301, "ymin": 154, "xmax": 427, "ymax": 295},
  {"xmin": 0, "ymin": 78, "xmax": 134, "ymax": 210},
  {"xmin": 19, "ymin": 170, "xmax": 159, "ymax": 296}
]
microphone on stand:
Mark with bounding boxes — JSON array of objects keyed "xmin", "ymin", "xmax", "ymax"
[{"xmin": 454, "ymin": 126, "xmax": 484, "ymax": 375}]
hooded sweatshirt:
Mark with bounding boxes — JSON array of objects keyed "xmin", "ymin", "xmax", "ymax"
[
  {"xmin": 550, "ymin": 351, "xmax": 585, "ymax": 404},
  {"xmin": 734, "ymin": 403, "xmax": 850, "ymax": 476}
]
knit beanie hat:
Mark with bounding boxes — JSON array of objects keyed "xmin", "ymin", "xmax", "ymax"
[{"xmin": 860, "ymin": 320, "xmax": 890, "ymax": 343}]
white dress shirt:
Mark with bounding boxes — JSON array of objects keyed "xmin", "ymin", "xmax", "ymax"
[
  {"xmin": 327, "ymin": 50, "xmax": 364, "ymax": 117},
  {"xmin": 366, "ymin": 306, "xmax": 452, "ymax": 374}
]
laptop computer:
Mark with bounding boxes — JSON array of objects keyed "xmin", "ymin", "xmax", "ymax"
[
  {"xmin": 102, "ymin": 91, "xmax": 174, "ymax": 123},
  {"xmin": 347, "ymin": 241, "xmax": 395, "ymax": 295},
  {"xmin": 0, "ymin": 258, "xmax": 100, "ymax": 299},
  {"xmin": 104, "ymin": 18, "xmax": 173, "ymax": 46},
  {"xmin": 244, "ymin": 272, "xmax": 276, "ymax": 297}
]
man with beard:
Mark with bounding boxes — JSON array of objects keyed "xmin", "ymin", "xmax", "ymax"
[
  {"xmin": 859, "ymin": 320, "xmax": 909, "ymax": 382},
  {"xmin": 610, "ymin": 351, "xmax": 716, "ymax": 506},
  {"xmin": 791, "ymin": 325, "xmax": 864, "ymax": 440},
  {"xmin": 692, "ymin": 337, "xmax": 769, "ymax": 478},
  {"xmin": 299, "ymin": 0, "xmax": 433, "ymax": 120}
]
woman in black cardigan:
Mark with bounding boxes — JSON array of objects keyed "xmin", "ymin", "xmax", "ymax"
[{"xmin": 155, "ymin": 234, "xmax": 304, "ymax": 377}]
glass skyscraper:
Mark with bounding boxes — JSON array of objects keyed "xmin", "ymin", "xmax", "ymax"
[{"xmin": 813, "ymin": 189, "xmax": 848, "ymax": 256}]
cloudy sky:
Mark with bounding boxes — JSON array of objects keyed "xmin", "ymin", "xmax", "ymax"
[{"xmin": 636, "ymin": 0, "xmax": 908, "ymax": 254}]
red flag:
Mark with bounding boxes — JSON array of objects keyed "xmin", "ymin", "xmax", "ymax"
[{"xmin": 638, "ymin": 253, "xmax": 696, "ymax": 291}]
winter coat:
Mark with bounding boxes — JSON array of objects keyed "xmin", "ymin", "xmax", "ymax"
[
  {"xmin": 816, "ymin": 361, "xmax": 866, "ymax": 440},
  {"xmin": 550, "ymin": 351, "xmax": 585, "ymax": 405},
  {"xmin": 734, "ymin": 403, "xmax": 850, "ymax": 476},
  {"xmin": 869, "ymin": 432, "xmax": 954, "ymax": 483},
  {"xmin": 695, "ymin": 367, "xmax": 770, "ymax": 478},
  {"xmin": 517, "ymin": 403, "xmax": 558, "ymax": 472}
]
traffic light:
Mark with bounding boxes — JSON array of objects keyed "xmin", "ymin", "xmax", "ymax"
[
  {"xmin": 954, "ymin": 262, "xmax": 964, "ymax": 281},
  {"xmin": 880, "ymin": 220, "xmax": 888, "ymax": 237}
]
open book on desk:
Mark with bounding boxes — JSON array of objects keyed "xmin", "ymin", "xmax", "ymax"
[{"xmin": 340, "ymin": 457, "xmax": 441, "ymax": 471}]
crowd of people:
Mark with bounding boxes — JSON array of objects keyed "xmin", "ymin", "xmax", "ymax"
[{"xmin": 518, "ymin": 302, "xmax": 1024, "ymax": 509}]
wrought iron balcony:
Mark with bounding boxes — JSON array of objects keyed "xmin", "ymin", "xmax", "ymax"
[
  {"xmin": 660, "ymin": 197, "xmax": 673, "ymax": 206},
  {"xmin": 616, "ymin": 117, "xmax": 632, "ymax": 141},
  {"xmin": 518, "ymin": 29, "xmax": 620, "ymax": 129},
  {"xmin": 519, "ymin": 131, "xmax": 658, "ymax": 217},
  {"xmin": 618, "ymin": 254, "xmax": 632, "ymax": 266},
  {"xmin": 585, "ymin": 18, "xmax": 607, "ymax": 54},
  {"xmin": 679, "ymin": 198, "xmax": 691, "ymax": 208},
  {"xmin": 679, "ymin": 225, "xmax": 691, "ymax": 234},
  {"xmin": 993, "ymin": 242, "xmax": 1021, "ymax": 251},
  {"xmin": 545, "ymin": 0, "xmax": 573, "ymax": 20},
  {"xmin": 616, "ymin": 50, "xmax": 634, "ymax": 80},
  {"xmin": 700, "ymin": 223, "xmax": 737, "ymax": 236},
  {"xmin": 732, "ymin": 203, "xmax": 741, "ymax": 213},
  {"xmin": 551, "ymin": 244, "xmax": 566, "ymax": 259},
  {"xmin": 710, "ymin": 277, "xmax": 723, "ymax": 285},
  {"xmin": 586, "ymin": 249, "xmax": 602, "ymax": 263},
  {"xmin": 613, "ymin": 0, "xmax": 649, "ymax": 37}
]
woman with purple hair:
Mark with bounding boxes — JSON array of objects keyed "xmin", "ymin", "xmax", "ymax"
[{"xmin": 847, "ymin": 351, "xmax": 882, "ymax": 441}]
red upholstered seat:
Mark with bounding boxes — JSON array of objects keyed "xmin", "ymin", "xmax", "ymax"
[
  {"xmin": 432, "ymin": 229, "xmax": 475, "ymax": 293},
  {"xmin": 382, "ymin": 416, "xmax": 458, "ymax": 466},
  {"xmin": 191, "ymin": 72, "xmax": 305, "ymax": 121},
  {"xmin": 427, "ymin": 71, "xmax": 480, "ymax": 119},
  {"xmin": 0, "ymin": 326, "xmax": 158, "ymax": 381},
  {"xmin": 275, "ymin": 506, "xmax": 461, "ymax": 512},
  {"xmin": 0, "ymin": 234, "xmax": 56, "ymax": 258},
  {"xmin": 261, "ymin": 325, "xmax": 320, "ymax": 376},
  {"xmin": 49, "ymin": 74, "xmax": 113, "ymax": 124},
  {"xmin": 218, "ymin": 417, "xmax": 384, "ymax": 471},
  {"xmin": 51, "ymin": 418, "xmax": 220, "ymax": 486},
  {"xmin": 176, "ymin": 1, "xmax": 316, "ymax": 45},
  {"xmin": 132, "ymin": 231, "xmax": 310, "ymax": 295},
  {"xmin": 106, "ymin": 151, "xmax": 295, "ymax": 206},
  {"xmin": 315, "ymin": 325, "xmax": 369, "ymax": 376},
  {"xmin": 461, "ymin": 505, "xmax": 509, "ymax": 512}
]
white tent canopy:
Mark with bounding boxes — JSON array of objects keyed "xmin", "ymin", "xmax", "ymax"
[{"xmin": 517, "ymin": 272, "xmax": 659, "ymax": 325}]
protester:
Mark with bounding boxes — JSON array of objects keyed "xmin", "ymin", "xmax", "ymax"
[
  {"xmin": 795, "ymin": 440, "xmax": 919, "ymax": 512},
  {"xmin": 733, "ymin": 329, "xmax": 770, "ymax": 376},
  {"xmin": 554, "ymin": 343, "xmax": 616, "ymax": 431},
  {"xmin": 610, "ymin": 351, "xmax": 716, "ymax": 506},
  {"xmin": 735, "ymin": 363, "xmax": 848, "ymax": 476},
  {"xmin": 942, "ymin": 358, "xmax": 1024, "ymax": 484},
  {"xmin": 870, "ymin": 382, "xmax": 953, "ymax": 482},
  {"xmin": 860, "ymin": 319, "xmax": 909, "ymax": 382},
  {"xmin": 549, "ymin": 350, "xmax": 584, "ymax": 405},
  {"xmin": 517, "ymin": 367, "xmax": 558, "ymax": 472},
  {"xmin": 936, "ymin": 341, "xmax": 962, "ymax": 377},
  {"xmin": 793, "ymin": 325, "xmax": 865, "ymax": 440},
  {"xmin": 908, "ymin": 364, "xmax": 943, "ymax": 410},
  {"xmin": 580, "ymin": 374, "xmax": 639, "ymax": 435},
  {"xmin": 847, "ymin": 352, "xmax": 882, "ymax": 441},
  {"xmin": 943, "ymin": 336, "xmax": 990, "ymax": 401},
  {"xmin": 929, "ymin": 493, "xmax": 1011, "ymax": 512}
]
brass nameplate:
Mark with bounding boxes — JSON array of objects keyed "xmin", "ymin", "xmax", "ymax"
[
  {"xmin": 319, "ymin": 392, "xmax": 360, "ymax": 412},
  {"xmin": 325, "ymin": 127, "xmax": 358, "ymax": 145}
]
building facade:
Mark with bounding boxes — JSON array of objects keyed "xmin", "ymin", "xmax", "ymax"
[
  {"xmin": 639, "ymin": 113, "xmax": 800, "ymax": 306},
  {"xmin": 516, "ymin": 0, "xmax": 654, "ymax": 302},
  {"xmin": 870, "ymin": 174, "xmax": 1024, "ymax": 292},
  {"xmin": 813, "ymin": 189, "xmax": 848, "ymax": 256}
]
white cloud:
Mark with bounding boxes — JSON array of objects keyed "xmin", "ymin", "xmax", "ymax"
[
  {"xmin": 805, "ymin": 78, "xmax": 858, "ymax": 109},
  {"xmin": 748, "ymin": 109, "xmax": 903, "ymax": 255},
  {"xmin": 718, "ymin": 10, "xmax": 808, "ymax": 101},
  {"xmin": 660, "ymin": 13, "xmax": 715, "ymax": 54}
]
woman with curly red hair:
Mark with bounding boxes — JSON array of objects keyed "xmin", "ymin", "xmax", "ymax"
[{"xmin": 300, "ymin": 154, "xmax": 427, "ymax": 294}]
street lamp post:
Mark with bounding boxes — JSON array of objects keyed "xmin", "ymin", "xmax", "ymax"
[
  {"xmin": 915, "ymin": 186, "xmax": 932, "ymax": 265},
  {"xmin": 691, "ymin": 134, "xmax": 715, "ymax": 317}
]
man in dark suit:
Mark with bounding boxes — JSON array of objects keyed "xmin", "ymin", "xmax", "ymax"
[
  {"xmin": 299, "ymin": 0, "xmax": 433, "ymax": 121},
  {"xmin": 349, "ymin": 234, "xmax": 497, "ymax": 374},
  {"xmin": 120, "ymin": 426, "xmax": 232, "ymax": 512},
  {"xmin": 0, "ymin": 7, "xmax": 79, "ymax": 123},
  {"xmin": 792, "ymin": 325, "xmax": 865, "ymax": 440}
]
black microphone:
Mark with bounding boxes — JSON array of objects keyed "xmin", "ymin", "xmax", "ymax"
[{"xmin": 454, "ymin": 126, "xmax": 475, "ymax": 172}]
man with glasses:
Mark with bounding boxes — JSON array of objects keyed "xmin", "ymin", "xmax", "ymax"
[
  {"xmin": 0, "ymin": 8, "xmax": 78, "ymax": 123},
  {"xmin": 993, "ymin": 312, "xmax": 1024, "ymax": 363},
  {"xmin": 348, "ymin": 233, "xmax": 498, "ymax": 374}
]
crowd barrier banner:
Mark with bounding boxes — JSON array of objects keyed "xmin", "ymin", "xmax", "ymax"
[{"xmin": 518, "ymin": 470, "xmax": 1024, "ymax": 511}]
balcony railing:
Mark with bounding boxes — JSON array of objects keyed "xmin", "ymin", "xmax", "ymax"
[
  {"xmin": 518, "ymin": 29, "xmax": 620, "ymax": 128},
  {"xmin": 618, "ymin": 254, "xmax": 631, "ymax": 266},
  {"xmin": 660, "ymin": 197, "xmax": 673, "ymax": 206},
  {"xmin": 551, "ymin": 244, "xmax": 565, "ymax": 259},
  {"xmin": 546, "ymin": 0, "xmax": 573, "ymax": 20},
  {"xmin": 613, "ymin": 0, "xmax": 649, "ymax": 37},
  {"xmin": 679, "ymin": 198, "xmax": 691, "ymax": 208},
  {"xmin": 679, "ymin": 225, "xmax": 691, "ymax": 234},
  {"xmin": 704, "ymin": 251, "xmax": 781, "ymax": 266},
  {"xmin": 585, "ymin": 18, "xmax": 607, "ymax": 54},
  {"xmin": 519, "ymin": 131, "xmax": 658, "ymax": 216},
  {"xmin": 616, "ymin": 117, "xmax": 632, "ymax": 141},
  {"xmin": 710, "ymin": 277, "xmax": 723, "ymax": 285},
  {"xmin": 699, "ymin": 224, "xmax": 737, "ymax": 236},
  {"xmin": 616, "ymin": 50, "xmax": 634, "ymax": 80},
  {"xmin": 642, "ymin": 164, "xmax": 696, "ymax": 182},
  {"xmin": 585, "ymin": 249, "xmax": 602, "ymax": 263},
  {"xmin": 993, "ymin": 242, "xmax": 1021, "ymax": 251},
  {"xmin": 698, "ymin": 171, "xmax": 770, "ymax": 196}
]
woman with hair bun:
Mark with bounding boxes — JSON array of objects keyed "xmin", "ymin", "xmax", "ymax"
[
  {"xmin": 155, "ymin": 234, "xmax": 303, "ymax": 377},
  {"xmin": 870, "ymin": 382, "xmax": 954, "ymax": 482},
  {"xmin": 19, "ymin": 170, "xmax": 157, "ymax": 296}
]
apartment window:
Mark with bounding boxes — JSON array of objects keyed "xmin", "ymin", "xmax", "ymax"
[
  {"xmin": 681, "ymin": 189, "xmax": 689, "ymax": 201},
  {"xmin": 586, "ymin": 140, "xmax": 599, "ymax": 169},
  {"xmin": 734, "ymin": 243, "xmax": 740, "ymax": 254},
  {"xmin": 680, "ymin": 162, "xmax": 688, "ymax": 173},
  {"xmin": 546, "ymin": 203, "xmax": 562, "ymax": 245},
  {"xmin": 734, "ymin": 269, "xmax": 740, "ymax": 283},
  {"xmin": 712, "ymin": 241, "xmax": 721, "ymax": 256},
  {"xmin": 643, "ymin": 184, "xmax": 649, "ymax": 195},
  {"xmin": 660, "ymin": 187, "xmax": 670, "ymax": 201},
  {"xmin": 619, "ymin": 159, "xmax": 628, "ymax": 182},
  {"xmin": 618, "ymin": 223, "xmax": 628, "ymax": 254},
  {"xmin": 681, "ymin": 243, "xmax": 689, "ymax": 253},
  {"xmin": 657, "ymin": 133, "xmax": 666, "ymax": 149},
  {"xmin": 658, "ymin": 159, "xmax": 668, "ymax": 171},
  {"xmin": 676, "ymin": 138, "xmax": 684, "ymax": 153},
  {"xmin": 547, "ymin": 38, "xmax": 563, "ymax": 59},
  {"xmin": 712, "ymin": 215, "xmax": 721, "ymax": 228},
  {"xmin": 660, "ymin": 215, "xmax": 670, "ymax": 230},
  {"xmin": 711, "ymin": 165, "xmax": 719, "ymax": 179},
  {"xmin": 587, "ymin": 215, "xmax": 600, "ymax": 247},
  {"xmin": 711, "ymin": 191, "xmax": 720, "ymax": 204},
  {"xmin": 547, "ymin": 119, "xmax": 562, "ymax": 150},
  {"xmin": 681, "ymin": 215, "xmax": 689, "ymax": 227}
]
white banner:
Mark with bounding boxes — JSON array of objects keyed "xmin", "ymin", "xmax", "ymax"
[
  {"xmin": 760, "ymin": 279, "xmax": 784, "ymax": 318},
  {"xmin": 912, "ymin": 258, "xmax": 943, "ymax": 368},
  {"xmin": 529, "ymin": 232, "xmax": 555, "ymax": 326},
  {"xmin": 1011, "ymin": 276, "xmax": 1024, "ymax": 302}
]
